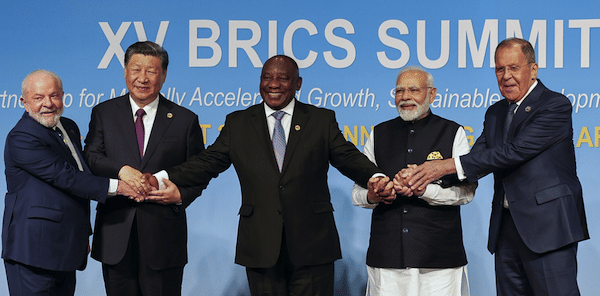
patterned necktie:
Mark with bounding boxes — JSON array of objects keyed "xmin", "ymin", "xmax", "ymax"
[
  {"xmin": 135, "ymin": 109, "xmax": 146, "ymax": 158},
  {"xmin": 503, "ymin": 103, "xmax": 517, "ymax": 142},
  {"xmin": 54, "ymin": 127, "xmax": 67, "ymax": 146},
  {"xmin": 271, "ymin": 111, "xmax": 286, "ymax": 172}
]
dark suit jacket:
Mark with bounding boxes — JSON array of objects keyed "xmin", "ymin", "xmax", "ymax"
[
  {"xmin": 84, "ymin": 94, "xmax": 205, "ymax": 269},
  {"xmin": 3, "ymin": 113, "xmax": 109, "ymax": 271},
  {"xmin": 167, "ymin": 100, "xmax": 380, "ymax": 268},
  {"xmin": 460, "ymin": 80, "xmax": 589, "ymax": 254}
]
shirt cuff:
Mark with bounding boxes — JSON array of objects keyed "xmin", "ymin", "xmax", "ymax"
[
  {"xmin": 108, "ymin": 178, "xmax": 118, "ymax": 196},
  {"xmin": 454, "ymin": 157, "xmax": 467, "ymax": 181},
  {"xmin": 154, "ymin": 170, "xmax": 169, "ymax": 190}
]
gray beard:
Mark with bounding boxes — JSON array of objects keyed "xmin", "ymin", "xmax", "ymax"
[
  {"xmin": 397, "ymin": 100, "xmax": 430, "ymax": 121},
  {"xmin": 29, "ymin": 108, "xmax": 63, "ymax": 128}
]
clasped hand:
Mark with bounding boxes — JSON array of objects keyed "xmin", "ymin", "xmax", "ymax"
[
  {"xmin": 140, "ymin": 173, "xmax": 182, "ymax": 205},
  {"xmin": 116, "ymin": 166, "xmax": 181, "ymax": 204},
  {"xmin": 393, "ymin": 164, "xmax": 425, "ymax": 197},
  {"xmin": 367, "ymin": 176, "xmax": 396, "ymax": 204}
]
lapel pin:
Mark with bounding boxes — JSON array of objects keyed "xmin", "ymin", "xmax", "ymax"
[
  {"xmin": 295, "ymin": 125, "xmax": 301, "ymax": 131},
  {"xmin": 525, "ymin": 106, "xmax": 531, "ymax": 112},
  {"xmin": 167, "ymin": 112, "xmax": 173, "ymax": 118}
]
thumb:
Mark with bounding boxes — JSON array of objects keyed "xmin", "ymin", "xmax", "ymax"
[{"xmin": 162, "ymin": 178, "xmax": 174, "ymax": 187}]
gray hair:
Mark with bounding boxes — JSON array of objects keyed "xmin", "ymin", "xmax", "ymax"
[
  {"xmin": 21, "ymin": 69, "xmax": 63, "ymax": 97},
  {"xmin": 396, "ymin": 66, "xmax": 434, "ymax": 88}
]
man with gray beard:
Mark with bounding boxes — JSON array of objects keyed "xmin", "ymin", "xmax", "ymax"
[
  {"xmin": 3, "ymin": 70, "xmax": 138, "ymax": 296},
  {"xmin": 352, "ymin": 66, "xmax": 477, "ymax": 296}
]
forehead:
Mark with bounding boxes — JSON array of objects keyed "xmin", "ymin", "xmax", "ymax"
[
  {"xmin": 495, "ymin": 45, "xmax": 525, "ymax": 65},
  {"xmin": 127, "ymin": 54, "xmax": 162, "ymax": 67},
  {"xmin": 397, "ymin": 71, "xmax": 427, "ymax": 86},
  {"xmin": 27, "ymin": 74, "xmax": 61, "ymax": 94},
  {"xmin": 261, "ymin": 58, "xmax": 297, "ymax": 76}
]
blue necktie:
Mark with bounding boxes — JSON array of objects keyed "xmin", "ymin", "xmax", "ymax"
[
  {"xmin": 271, "ymin": 111, "xmax": 286, "ymax": 172},
  {"xmin": 503, "ymin": 103, "xmax": 517, "ymax": 142}
]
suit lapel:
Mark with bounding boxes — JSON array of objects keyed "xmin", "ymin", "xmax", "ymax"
[
  {"xmin": 115, "ymin": 95, "xmax": 142, "ymax": 166},
  {"xmin": 61, "ymin": 118, "xmax": 91, "ymax": 172},
  {"xmin": 508, "ymin": 80, "xmax": 544, "ymax": 140},
  {"xmin": 142, "ymin": 96, "xmax": 173, "ymax": 168},
  {"xmin": 495, "ymin": 100, "xmax": 510, "ymax": 144},
  {"xmin": 282, "ymin": 101, "xmax": 309, "ymax": 174}
]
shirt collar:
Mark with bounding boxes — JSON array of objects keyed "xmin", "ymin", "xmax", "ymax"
[
  {"xmin": 129, "ymin": 95, "xmax": 159, "ymax": 116},
  {"xmin": 514, "ymin": 80, "xmax": 538, "ymax": 107},
  {"xmin": 264, "ymin": 98, "xmax": 295, "ymax": 118}
]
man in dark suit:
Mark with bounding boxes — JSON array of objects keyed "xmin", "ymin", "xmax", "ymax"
[
  {"xmin": 3, "ymin": 70, "xmax": 137, "ymax": 296},
  {"xmin": 399, "ymin": 38, "xmax": 589, "ymax": 295},
  {"xmin": 145, "ymin": 55, "xmax": 394, "ymax": 295},
  {"xmin": 83, "ymin": 41, "xmax": 205, "ymax": 296}
]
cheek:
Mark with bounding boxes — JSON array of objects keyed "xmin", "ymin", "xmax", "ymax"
[{"xmin": 53, "ymin": 99, "xmax": 64, "ymax": 108}]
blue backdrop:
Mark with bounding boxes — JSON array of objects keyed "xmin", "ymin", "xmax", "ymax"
[{"xmin": 1, "ymin": 1, "xmax": 598, "ymax": 295}]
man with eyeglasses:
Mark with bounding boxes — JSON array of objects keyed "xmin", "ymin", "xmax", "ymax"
[
  {"xmin": 400, "ymin": 38, "xmax": 589, "ymax": 295},
  {"xmin": 352, "ymin": 66, "xmax": 477, "ymax": 295}
]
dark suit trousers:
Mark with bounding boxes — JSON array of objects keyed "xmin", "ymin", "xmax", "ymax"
[
  {"xmin": 246, "ymin": 231, "xmax": 334, "ymax": 296},
  {"xmin": 495, "ymin": 209, "xmax": 580, "ymax": 296},
  {"xmin": 101, "ymin": 216, "xmax": 184, "ymax": 296},
  {"xmin": 4, "ymin": 259, "xmax": 75, "ymax": 296}
]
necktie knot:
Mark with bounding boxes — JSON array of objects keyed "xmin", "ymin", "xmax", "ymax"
[
  {"xmin": 136, "ymin": 108, "xmax": 146, "ymax": 118},
  {"xmin": 272, "ymin": 110, "xmax": 285, "ymax": 121}
]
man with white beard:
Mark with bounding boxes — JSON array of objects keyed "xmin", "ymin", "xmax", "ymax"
[
  {"xmin": 352, "ymin": 66, "xmax": 477, "ymax": 296},
  {"xmin": 3, "ymin": 70, "xmax": 137, "ymax": 296}
]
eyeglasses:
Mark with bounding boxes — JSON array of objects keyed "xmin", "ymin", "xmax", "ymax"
[
  {"xmin": 495, "ymin": 62, "xmax": 532, "ymax": 76},
  {"xmin": 394, "ymin": 87, "xmax": 431, "ymax": 96}
]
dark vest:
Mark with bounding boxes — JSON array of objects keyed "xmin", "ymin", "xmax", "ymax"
[{"xmin": 366, "ymin": 113, "xmax": 467, "ymax": 269}]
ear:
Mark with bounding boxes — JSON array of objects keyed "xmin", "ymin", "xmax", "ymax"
[
  {"xmin": 429, "ymin": 87, "xmax": 437, "ymax": 104},
  {"xmin": 295, "ymin": 77, "xmax": 302, "ymax": 91},
  {"xmin": 530, "ymin": 62, "xmax": 539, "ymax": 81},
  {"xmin": 20, "ymin": 97, "xmax": 29, "ymax": 112}
]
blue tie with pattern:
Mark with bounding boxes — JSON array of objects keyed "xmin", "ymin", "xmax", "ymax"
[{"xmin": 271, "ymin": 111, "xmax": 286, "ymax": 172}]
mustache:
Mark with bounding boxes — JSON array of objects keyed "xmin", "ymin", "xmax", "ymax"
[
  {"xmin": 398, "ymin": 100, "xmax": 417, "ymax": 106},
  {"xmin": 39, "ymin": 106, "xmax": 58, "ymax": 113}
]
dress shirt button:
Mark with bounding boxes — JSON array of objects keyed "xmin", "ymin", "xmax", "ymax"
[
  {"xmin": 402, "ymin": 228, "xmax": 409, "ymax": 233},
  {"xmin": 407, "ymin": 148, "xmax": 413, "ymax": 153}
]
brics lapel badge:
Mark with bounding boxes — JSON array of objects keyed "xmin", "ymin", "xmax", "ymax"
[
  {"xmin": 525, "ymin": 106, "xmax": 531, "ymax": 112},
  {"xmin": 167, "ymin": 112, "xmax": 173, "ymax": 118},
  {"xmin": 427, "ymin": 151, "xmax": 443, "ymax": 160},
  {"xmin": 295, "ymin": 125, "xmax": 301, "ymax": 131}
]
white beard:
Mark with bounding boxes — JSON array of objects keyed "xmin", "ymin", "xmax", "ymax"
[
  {"xmin": 29, "ymin": 107, "xmax": 63, "ymax": 128},
  {"xmin": 396, "ymin": 94, "xmax": 431, "ymax": 121}
]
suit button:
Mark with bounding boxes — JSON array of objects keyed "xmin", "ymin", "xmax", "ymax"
[
  {"xmin": 409, "ymin": 129, "xmax": 415, "ymax": 134},
  {"xmin": 403, "ymin": 208, "xmax": 408, "ymax": 214},
  {"xmin": 277, "ymin": 210, "xmax": 282, "ymax": 215},
  {"xmin": 279, "ymin": 186, "xmax": 284, "ymax": 190},
  {"xmin": 402, "ymin": 228, "xmax": 409, "ymax": 233},
  {"xmin": 407, "ymin": 148, "xmax": 413, "ymax": 153}
]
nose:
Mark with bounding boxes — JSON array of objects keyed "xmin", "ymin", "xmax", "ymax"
[
  {"xmin": 41, "ymin": 96, "xmax": 54, "ymax": 107},
  {"xmin": 138, "ymin": 71, "xmax": 149, "ymax": 82},
  {"xmin": 267, "ymin": 78, "xmax": 280, "ymax": 88},
  {"xmin": 400, "ymin": 90, "xmax": 411, "ymax": 101},
  {"xmin": 501, "ymin": 69, "xmax": 512, "ymax": 81}
]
